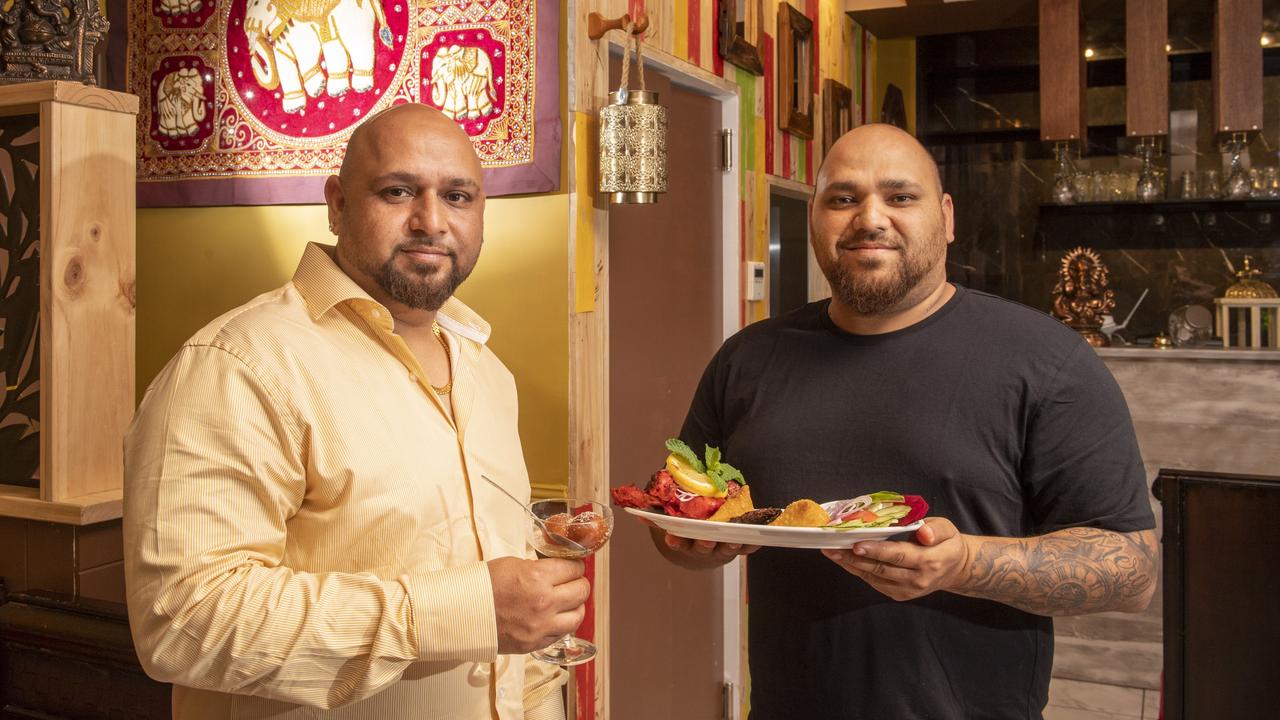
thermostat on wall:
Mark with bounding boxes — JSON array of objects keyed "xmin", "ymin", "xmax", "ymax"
[{"xmin": 745, "ymin": 261, "xmax": 766, "ymax": 301}]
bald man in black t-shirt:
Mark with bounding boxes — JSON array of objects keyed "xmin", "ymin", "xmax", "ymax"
[{"xmin": 649, "ymin": 124, "xmax": 1158, "ymax": 719}]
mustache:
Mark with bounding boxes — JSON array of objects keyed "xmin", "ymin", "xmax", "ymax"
[
  {"xmin": 395, "ymin": 239, "xmax": 456, "ymax": 257},
  {"xmin": 836, "ymin": 231, "xmax": 902, "ymax": 251}
]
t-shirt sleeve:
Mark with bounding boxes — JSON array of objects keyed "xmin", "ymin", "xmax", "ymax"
[
  {"xmin": 679, "ymin": 347, "xmax": 726, "ymax": 452},
  {"xmin": 1021, "ymin": 341, "xmax": 1156, "ymax": 535}
]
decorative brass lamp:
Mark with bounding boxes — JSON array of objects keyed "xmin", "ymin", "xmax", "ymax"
[
  {"xmin": 598, "ymin": 27, "xmax": 667, "ymax": 204},
  {"xmin": 1215, "ymin": 256, "xmax": 1280, "ymax": 349},
  {"xmin": 1052, "ymin": 247, "xmax": 1116, "ymax": 347}
]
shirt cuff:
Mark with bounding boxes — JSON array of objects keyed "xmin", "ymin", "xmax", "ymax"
[
  {"xmin": 404, "ymin": 563, "xmax": 498, "ymax": 662},
  {"xmin": 524, "ymin": 687, "xmax": 566, "ymax": 720}
]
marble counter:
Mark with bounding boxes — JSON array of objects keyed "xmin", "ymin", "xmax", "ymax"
[{"xmin": 1050, "ymin": 351, "xmax": 1280, "ymax": 692}]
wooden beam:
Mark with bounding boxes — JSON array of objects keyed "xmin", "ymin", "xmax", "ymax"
[
  {"xmin": 1213, "ymin": 0, "xmax": 1263, "ymax": 134},
  {"xmin": 1039, "ymin": 0, "xmax": 1088, "ymax": 144},
  {"xmin": 1126, "ymin": 0, "xmax": 1168, "ymax": 137}
]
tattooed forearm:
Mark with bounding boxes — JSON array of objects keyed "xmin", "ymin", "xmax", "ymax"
[{"xmin": 955, "ymin": 528, "xmax": 1158, "ymax": 616}]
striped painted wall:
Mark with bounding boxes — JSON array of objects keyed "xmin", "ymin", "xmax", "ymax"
[
  {"xmin": 590, "ymin": 0, "xmax": 876, "ymax": 326},
  {"xmin": 565, "ymin": 7, "xmax": 878, "ymax": 718}
]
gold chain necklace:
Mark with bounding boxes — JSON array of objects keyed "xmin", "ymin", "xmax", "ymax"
[{"xmin": 430, "ymin": 322, "xmax": 453, "ymax": 395}]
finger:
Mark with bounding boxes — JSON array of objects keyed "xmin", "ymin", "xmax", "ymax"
[
  {"xmin": 545, "ymin": 606, "xmax": 587, "ymax": 644},
  {"xmin": 850, "ymin": 540, "xmax": 923, "ymax": 570},
  {"xmin": 539, "ymin": 557, "xmax": 586, "ymax": 582},
  {"xmin": 823, "ymin": 550, "xmax": 917, "ymax": 592},
  {"xmin": 917, "ymin": 517, "xmax": 958, "ymax": 546},
  {"xmin": 713, "ymin": 542, "xmax": 747, "ymax": 557},
  {"xmin": 916, "ymin": 523, "xmax": 936, "ymax": 546},
  {"xmin": 690, "ymin": 539, "xmax": 719, "ymax": 555},
  {"xmin": 664, "ymin": 533, "xmax": 692, "ymax": 553},
  {"xmin": 836, "ymin": 555, "xmax": 918, "ymax": 583}
]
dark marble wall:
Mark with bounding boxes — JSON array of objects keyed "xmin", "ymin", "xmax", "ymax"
[{"xmin": 923, "ymin": 40, "xmax": 1280, "ymax": 344}]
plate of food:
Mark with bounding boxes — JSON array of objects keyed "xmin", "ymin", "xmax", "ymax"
[{"xmin": 612, "ymin": 439, "xmax": 928, "ymax": 550}]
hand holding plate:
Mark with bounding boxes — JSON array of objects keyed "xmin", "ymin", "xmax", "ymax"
[
  {"xmin": 650, "ymin": 525, "xmax": 760, "ymax": 570},
  {"xmin": 820, "ymin": 516, "xmax": 971, "ymax": 601}
]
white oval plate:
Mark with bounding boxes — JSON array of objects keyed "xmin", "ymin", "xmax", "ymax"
[{"xmin": 624, "ymin": 507, "xmax": 923, "ymax": 549}]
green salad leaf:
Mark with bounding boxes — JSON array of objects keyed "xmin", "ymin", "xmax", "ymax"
[{"xmin": 665, "ymin": 438, "xmax": 705, "ymax": 472}]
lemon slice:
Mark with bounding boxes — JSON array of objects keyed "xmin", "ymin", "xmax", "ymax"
[{"xmin": 665, "ymin": 454, "xmax": 726, "ymax": 498}]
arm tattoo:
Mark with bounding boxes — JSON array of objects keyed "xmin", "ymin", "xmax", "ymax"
[{"xmin": 958, "ymin": 528, "xmax": 1158, "ymax": 616}]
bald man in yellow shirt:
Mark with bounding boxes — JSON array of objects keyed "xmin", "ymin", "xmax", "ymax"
[{"xmin": 124, "ymin": 104, "xmax": 587, "ymax": 720}]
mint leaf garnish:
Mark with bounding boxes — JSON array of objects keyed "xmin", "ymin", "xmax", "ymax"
[{"xmin": 665, "ymin": 438, "xmax": 705, "ymax": 472}]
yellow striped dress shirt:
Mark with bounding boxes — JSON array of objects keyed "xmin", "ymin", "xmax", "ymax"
[{"xmin": 123, "ymin": 242, "xmax": 566, "ymax": 719}]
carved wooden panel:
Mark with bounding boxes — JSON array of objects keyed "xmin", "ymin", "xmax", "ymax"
[
  {"xmin": 1126, "ymin": 0, "xmax": 1169, "ymax": 138},
  {"xmin": 1213, "ymin": 0, "xmax": 1263, "ymax": 133},
  {"xmin": 1039, "ymin": 0, "xmax": 1087, "ymax": 143},
  {"xmin": 0, "ymin": 114, "xmax": 41, "ymax": 490}
]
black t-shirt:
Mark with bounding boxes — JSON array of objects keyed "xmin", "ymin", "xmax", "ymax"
[{"xmin": 679, "ymin": 285, "xmax": 1155, "ymax": 720}]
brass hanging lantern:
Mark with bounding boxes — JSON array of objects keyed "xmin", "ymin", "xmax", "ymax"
[{"xmin": 598, "ymin": 27, "xmax": 667, "ymax": 204}]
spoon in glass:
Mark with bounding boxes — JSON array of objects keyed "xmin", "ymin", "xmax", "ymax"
[{"xmin": 479, "ymin": 475, "xmax": 588, "ymax": 554}]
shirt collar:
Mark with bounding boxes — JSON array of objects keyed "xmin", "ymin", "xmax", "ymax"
[{"xmin": 292, "ymin": 242, "xmax": 492, "ymax": 345}]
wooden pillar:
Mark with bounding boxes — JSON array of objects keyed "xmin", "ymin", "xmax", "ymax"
[
  {"xmin": 1039, "ymin": 0, "xmax": 1087, "ymax": 144},
  {"xmin": 1126, "ymin": 0, "xmax": 1168, "ymax": 138},
  {"xmin": 1213, "ymin": 0, "xmax": 1263, "ymax": 134}
]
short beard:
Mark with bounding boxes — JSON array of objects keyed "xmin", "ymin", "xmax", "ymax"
[
  {"xmin": 375, "ymin": 243, "xmax": 472, "ymax": 311},
  {"xmin": 821, "ymin": 233, "xmax": 938, "ymax": 315}
]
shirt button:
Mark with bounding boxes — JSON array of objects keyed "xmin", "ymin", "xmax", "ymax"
[
  {"xmin": 408, "ymin": 372, "xmax": 417, "ymax": 382},
  {"xmin": 497, "ymin": 687, "xmax": 506, "ymax": 699}
]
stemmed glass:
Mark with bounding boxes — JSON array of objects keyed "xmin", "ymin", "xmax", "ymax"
[
  {"xmin": 1223, "ymin": 134, "xmax": 1252, "ymax": 200},
  {"xmin": 526, "ymin": 497, "xmax": 613, "ymax": 665}
]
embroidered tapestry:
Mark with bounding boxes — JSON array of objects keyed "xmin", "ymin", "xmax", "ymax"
[{"xmin": 127, "ymin": 0, "xmax": 560, "ymax": 205}]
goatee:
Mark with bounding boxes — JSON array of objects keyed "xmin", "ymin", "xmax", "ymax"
[
  {"xmin": 821, "ymin": 232, "xmax": 939, "ymax": 315},
  {"xmin": 375, "ymin": 243, "xmax": 471, "ymax": 311}
]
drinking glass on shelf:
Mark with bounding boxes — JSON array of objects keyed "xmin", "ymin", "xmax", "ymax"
[
  {"xmin": 1178, "ymin": 170, "xmax": 1198, "ymax": 199},
  {"xmin": 1265, "ymin": 167, "xmax": 1280, "ymax": 198},
  {"xmin": 527, "ymin": 497, "xmax": 613, "ymax": 665},
  {"xmin": 1201, "ymin": 170, "xmax": 1221, "ymax": 199},
  {"xmin": 1087, "ymin": 171, "xmax": 1106, "ymax": 203},
  {"xmin": 1072, "ymin": 171, "xmax": 1092, "ymax": 203},
  {"xmin": 1109, "ymin": 172, "xmax": 1126, "ymax": 202}
]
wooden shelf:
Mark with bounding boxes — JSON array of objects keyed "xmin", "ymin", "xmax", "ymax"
[
  {"xmin": 0, "ymin": 486, "xmax": 123, "ymax": 525},
  {"xmin": 1036, "ymin": 198, "xmax": 1280, "ymax": 250}
]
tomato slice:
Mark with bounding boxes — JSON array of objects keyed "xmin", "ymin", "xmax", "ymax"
[{"xmin": 851, "ymin": 509, "xmax": 880, "ymax": 523}]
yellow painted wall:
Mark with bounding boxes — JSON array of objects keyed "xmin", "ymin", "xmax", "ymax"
[
  {"xmin": 874, "ymin": 37, "xmax": 916, "ymax": 135},
  {"xmin": 135, "ymin": 194, "xmax": 570, "ymax": 494}
]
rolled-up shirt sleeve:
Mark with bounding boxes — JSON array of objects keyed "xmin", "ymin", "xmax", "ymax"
[{"xmin": 123, "ymin": 344, "xmax": 499, "ymax": 710}]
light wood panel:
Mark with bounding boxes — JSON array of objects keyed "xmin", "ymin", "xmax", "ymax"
[
  {"xmin": 1039, "ymin": 0, "xmax": 1087, "ymax": 143},
  {"xmin": 0, "ymin": 82, "xmax": 137, "ymax": 525},
  {"xmin": 41, "ymin": 100, "xmax": 136, "ymax": 503},
  {"xmin": 1126, "ymin": 0, "xmax": 1169, "ymax": 138},
  {"xmin": 1212, "ymin": 0, "xmax": 1263, "ymax": 133}
]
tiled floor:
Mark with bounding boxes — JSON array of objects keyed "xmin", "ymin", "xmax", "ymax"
[{"xmin": 1044, "ymin": 678, "xmax": 1161, "ymax": 720}]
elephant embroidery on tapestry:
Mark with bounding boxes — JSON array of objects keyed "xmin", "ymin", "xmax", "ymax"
[
  {"xmin": 429, "ymin": 44, "xmax": 498, "ymax": 122},
  {"xmin": 241, "ymin": 0, "xmax": 394, "ymax": 115},
  {"xmin": 128, "ymin": 0, "xmax": 560, "ymax": 205}
]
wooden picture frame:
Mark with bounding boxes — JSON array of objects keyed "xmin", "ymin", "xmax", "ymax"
[
  {"xmin": 777, "ymin": 3, "xmax": 813, "ymax": 139},
  {"xmin": 717, "ymin": 0, "xmax": 764, "ymax": 75},
  {"xmin": 822, "ymin": 79, "xmax": 853, "ymax": 157}
]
